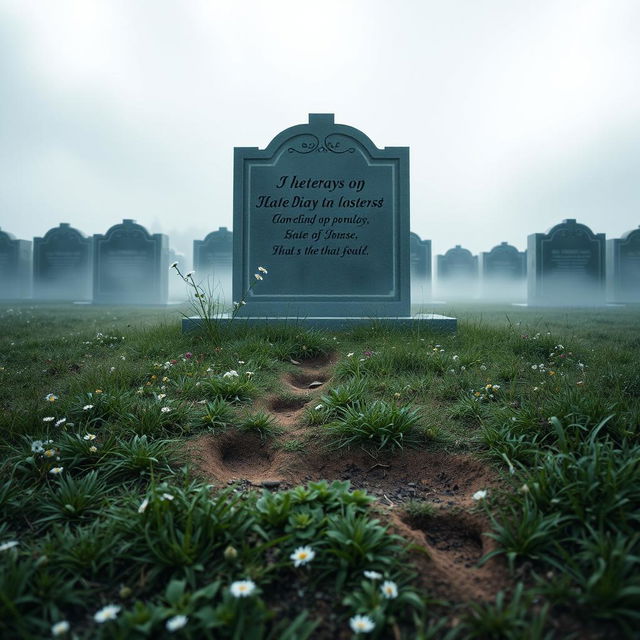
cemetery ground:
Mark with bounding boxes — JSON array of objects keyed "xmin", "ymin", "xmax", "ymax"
[{"xmin": 1, "ymin": 303, "xmax": 639, "ymax": 640}]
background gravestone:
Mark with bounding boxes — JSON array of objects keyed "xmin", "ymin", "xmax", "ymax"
[
  {"xmin": 528, "ymin": 218, "xmax": 605, "ymax": 305},
  {"xmin": 193, "ymin": 227, "xmax": 233, "ymax": 302},
  {"xmin": 233, "ymin": 113, "xmax": 410, "ymax": 317},
  {"xmin": 436, "ymin": 245, "xmax": 478, "ymax": 299},
  {"xmin": 607, "ymin": 226, "xmax": 640, "ymax": 303},
  {"xmin": 479, "ymin": 241, "xmax": 526, "ymax": 301},
  {"xmin": 93, "ymin": 219, "xmax": 169, "ymax": 305},
  {"xmin": 33, "ymin": 223, "xmax": 92, "ymax": 301},
  {"xmin": 410, "ymin": 232, "xmax": 432, "ymax": 302},
  {"xmin": 168, "ymin": 248, "xmax": 186, "ymax": 302},
  {"xmin": 0, "ymin": 228, "xmax": 32, "ymax": 299}
]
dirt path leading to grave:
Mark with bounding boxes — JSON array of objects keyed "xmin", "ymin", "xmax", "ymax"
[{"xmin": 188, "ymin": 353, "xmax": 511, "ymax": 606}]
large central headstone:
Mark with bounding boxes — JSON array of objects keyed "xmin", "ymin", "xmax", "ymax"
[{"xmin": 233, "ymin": 113, "xmax": 410, "ymax": 318}]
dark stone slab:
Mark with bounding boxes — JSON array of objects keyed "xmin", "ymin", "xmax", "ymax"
[
  {"xmin": 233, "ymin": 113, "xmax": 410, "ymax": 317},
  {"xmin": 93, "ymin": 219, "xmax": 169, "ymax": 305},
  {"xmin": 479, "ymin": 241, "xmax": 526, "ymax": 300},
  {"xmin": 193, "ymin": 226, "xmax": 233, "ymax": 298},
  {"xmin": 527, "ymin": 218, "xmax": 605, "ymax": 305},
  {"xmin": 33, "ymin": 223, "xmax": 92, "ymax": 301},
  {"xmin": 607, "ymin": 226, "xmax": 640, "ymax": 302},
  {"xmin": 0, "ymin": 228, "xmax": 32, "ymax": 299},
  {"xmin": 182, "ymin": 313, "xmax": 456, "ymax": 333},
  {"xmin": 437, "ymin": 245, "xmax": 478, "ymax": 280},
  {"xmin": 410, "ymin": 232, "xmax": 432, "ymax": 300}
]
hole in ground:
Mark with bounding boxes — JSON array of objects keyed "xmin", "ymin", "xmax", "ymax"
[
  {"xmin": 269, "ymin": 396, "xmax": 309, "ymax": 412},
  {"xmin": 219, "ymin": 432, "xmax": 273, "ymax": 472},
  {"xmin": 286, "ymin": 371, "xmax": 328, "ymax": 389},
  {"xmin": 402, "ymin": 510, "xmax": 484, "ymax": 565}
]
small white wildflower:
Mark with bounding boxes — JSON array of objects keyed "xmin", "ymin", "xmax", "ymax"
[
  {"xmin": 315, "ymin": 404, "xmax": 323, "ymax": 411},
  {"xmin": 480, "ymin": 365, "xmax": 487, "ymax": 370},
  {"xmin": 347, "ymin": 352, "xmax": 354, "ymax": 357},
  {"xmin": 520, "ymin": 484, "xmax": 530, "ymax": 493},
  {"xmin": 290, "ymin": 546, "xmax": 315, "ymax": 567},
  {"xmin": 380, "ymin": 580, "xmax": 398, "ymax": 599},
  {"xmin": 238, "ymin": 360, "xmax": 245, "ymax": 365},
  {"xmin": 254, "ymin": 273, "xmax": 263, "ymax": 281},
  {"xmin": 42, "ymin": 416, "xmax": 55, "ymax": 423},
  {"xmin": 94, "ymin": 604, "xmax": 121, "ymax": 623},
  {"xmin": 157, "ymin": 393, "xmax": 167, "ymax": 400},
  {"xmin": 223, "ymin": 370, "xmax": 239, "ymax": 378},
  {"xmin": 472, "ymin": 489, "xmax": 488, "ymax": 501},
  {"xmin": 43, "ymin": 449, "xmax": 56, "ymax": 457},
  {"xmin": 452, "ymin": 355, "xmax": 459, "ymax": 361},
  {"xmin": 258, "ymin": 266, "xmax": 268, "ymax": 274},
  {"xmin": 51, "ymin": 620, "xmax": 70, "ymax": 636},
  {"xmin": 230, "ymin": 579, "xmax": 256, "ymax": 597},
  {"xmin": 0, "ymin": 540, "xmax": 19, "ymax": 552},
  {"xmin": 350, "ymin": 614, "xmax": 375, "ymax": 633},
  {"xmin": 161, "ymin": 493, "xmax": 174, "ymax": 501},
  {"xmin": 49, "ymin": 466, "xmax": 64, "ymax": 475},
  {"xmin": 166, "ymin": 614, "xmax": 188, "ymax": 632},
  {"xmin": 170, "ymin": 261, "xmax": 178, "ymax": 269},
  {"xmin": 45, "ymin": 393, "xmax": 58, "ymax": 402},
  {"xmin": 31, "ymin": 440, "xmax": 44, "ymax": 453},
  {"xmin": 161, "ymin": 406, "xmax": 171, "ymax": 413},
  {"xmin": 83, "ymin": 404, "xmax": 94, "ymax": 411},
  {"xmin": 54, "ymin": 418, "xmax": 66, "ymax": 427},
  {"xmin": 83, "ymin": 433, "xmax": 97, "ymax": 441},
  {"xmin": 363, "ymin": 570, "xmax": 383, "ymax": 580},
  {"xmin": 89, "ymin": 445, "xmax": 98, "ymax": 453},
  {"xmin": 460, "ymin": 366, "xmax": 466, "ymax": 371},
  {"xmin": 138, "ymin": 498, "xmax": 149, "ymax": 513}
]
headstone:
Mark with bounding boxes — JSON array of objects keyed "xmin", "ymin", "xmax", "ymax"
[
  {"xmin": 527, "ymin": 218, "xmax": 605, "ymax": 305},
  {"xmin": 607, "ymin": 226, "xmax": 640, "ymax": 302},
  {"xmin": 233, "ymin": 113, "xmax": 411, "ymax": 317},
  {"xmin": 0, "ymin": 228, "xmax": 32, "ymax": 299},
  {"xmin": 479, "ymin": 241, "xmax": 526, "ymax": 300},
  {"xmin": 410, "ymin": 232, "xmax": 432, "ymax": 302},
  {"xmin": 436, "ymin": 245, "xmax": 479, "ymax": 299},
  {"xmin": 168, "ymin": 248, "xmax": 186, "ymax": 302},
  {"xmin": 93, "ymin": 219, "xmax": 169, "ymax": 305},
  {"xmin": 33, "ymin": 223, "xmax": 93, "ymax": 301},
  {"xmin": 193, "ymin": 227, "xmax": 233, "ymax": 300}
]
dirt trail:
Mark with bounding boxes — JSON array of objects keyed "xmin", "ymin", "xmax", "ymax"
[{"xmin": 188, "ymin": 353, "xmax": 510, "ymax": 605}]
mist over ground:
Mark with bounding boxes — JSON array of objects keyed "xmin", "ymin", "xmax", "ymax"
[{"xmin": 1, "ymin": 0, "xmax": 639, "ymax": 261}]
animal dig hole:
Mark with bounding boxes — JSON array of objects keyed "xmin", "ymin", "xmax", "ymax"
[
  {"xmin": 286, "ymin": 371, "xmax": 327, "ymax": 390},
  {"xmin": 269, "ymin": 395, "xmax": 309, "ymax": 412},
  {"xmin": 402, "ymin": 511, "xmax": 485, "ymax": 565},
  {"xmin": 218, "ymin": 432, "xmax": 273, "ymax": 472}
]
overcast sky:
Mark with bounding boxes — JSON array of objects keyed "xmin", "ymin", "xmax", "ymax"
[{"xmin": 1, "ymin": 0, "xmax": 639, "ymax": 260}]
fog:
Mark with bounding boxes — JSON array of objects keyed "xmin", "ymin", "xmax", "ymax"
[{"xmin": 1, "ymin": 0, "xmax": 640, "ymax": 265}]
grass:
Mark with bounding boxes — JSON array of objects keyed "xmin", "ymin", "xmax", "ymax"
[{"xmin": 1, "ymin": 301, "xmax": 639, "ymax": 638}]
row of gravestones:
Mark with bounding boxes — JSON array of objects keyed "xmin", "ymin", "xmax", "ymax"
[{"xmin": 1, "ymin": 217, "xmax": 639, "ymax": 304}]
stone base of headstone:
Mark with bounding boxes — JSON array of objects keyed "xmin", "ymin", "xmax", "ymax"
[{"xmin": 182, "ymin": 313, "xmax": 456, "ymax": 333}]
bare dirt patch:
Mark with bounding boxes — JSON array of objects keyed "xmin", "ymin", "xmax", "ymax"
[{"xmin": 187, "ymin": 352, "xmax": 511, "ymax": 613}]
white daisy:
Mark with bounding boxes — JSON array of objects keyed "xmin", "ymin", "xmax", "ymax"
[
  {"xmin": 166, "ymin": 614, "xmax": 188, "ymax": 632},
  {"xmin": 290, "ymin": 546, "xmax": 315, "ymax": 567},
  {"xmin": 94, "ymin": 604, "xmax": 121, "ymax": 623},
  {"xmin": 230, "ymin": 579, "xmax": 256, "ymax": 597}
]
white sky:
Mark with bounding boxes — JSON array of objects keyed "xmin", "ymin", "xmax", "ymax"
[{"xmin": 1, "ymin": 0, "xmax": 639, "ymax": 260}]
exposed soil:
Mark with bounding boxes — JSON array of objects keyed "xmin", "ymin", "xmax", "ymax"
[{"xmin": 187, "ymin": 352, "xmax": 514, "ymax": 629}]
